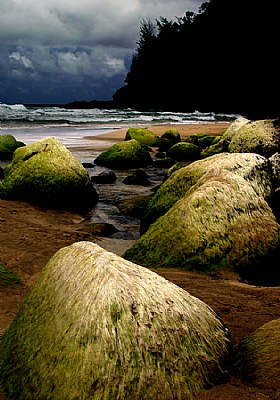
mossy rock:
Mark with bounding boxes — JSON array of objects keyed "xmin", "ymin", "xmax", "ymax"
[
  {"xmin": 197, "ymin": 135, "xmax": 216, "ymax": 149},
  {"xmin": 222, "ymin": 116, "xmax": 250, "ymax": 142},
  {"xmin": 228, "ymin": 119, "xmax": 280, "ymax": 157},
  {"xmin": 152, "ymin": 157, "xmax": 175, "ymax": 168},
  {"xmin": 167, "ymin": 142, "xmax": 201, "ymax": 161},
  {"xmin": 126, "ymin": 154, "xmax": 280, "ymax": 284},
  {"xmin": 185, "ymin": 134, "xmax": 216, "ymax": 149},
  {"xmin": 200, "ymin": 137, "xmax": 229, "ymax": 158},
  {"xmin": 141, "ymin": 152, "xmax": 271, "ymax": 233},
  {"xmin": 202, "ymin": 118, "xmax": 280, "ymax": 159},
  {"xmin": 0, "ymin": 264, "xmax": 21, "ymax": 286},
  {"xmin": 0, "ymin": 137, "xmax": 98, "ymax": 211},
  {"xmin": 234, "ymin": 319, "xmax": 280, "ymax": 387},
  {"xmin": 125, "ymin": 127, "xmax": 160, "ymax": 147},
  {"xmin": 167, "ymin": 161, "xmax": 191, "ymax": 176},
  {"xmin": 184, "ymin": 134, "xmax": 200, "ymax": 146},
  {"xmin": 0, "ymin": 241, "xmax": 231, "ymax": 400},
  {"xmin": 94, "ymin": 139, "xmax": 153, "ymax": 169},
  {"xmin": 0, "ymin": 134, "xmax": 25, "ymax": 161},
  {"xmin": 158, "ymin": 129, "xmax": 181, "ymax": 152},
  {"xmin": 199, "ymin": 117, "xmax": 250, "ymax": 158}
]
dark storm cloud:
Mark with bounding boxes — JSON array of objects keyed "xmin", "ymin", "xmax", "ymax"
[{"xmin": 0, "ymin": 0, "xmax": 203, "ymax": 103}]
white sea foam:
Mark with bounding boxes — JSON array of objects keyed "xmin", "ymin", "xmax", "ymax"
[{"xmin": 0, "ymin": 102, "xmax": 239, "ymax": 147}]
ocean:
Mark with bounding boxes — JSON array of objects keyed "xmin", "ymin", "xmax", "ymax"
[
  {"xmin": 0, "ymin": 102, "xmax": 239, "ymax": 147},
  {"xmin": 0, "ymin": 102, "xmax": 240, "ymax": 241}
]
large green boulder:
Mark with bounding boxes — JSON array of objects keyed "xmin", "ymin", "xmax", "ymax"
[
  {"xmin": 222, "ymin": 116, "xmax": 250, "ymax": 141},
  {"xmin": 141, "ymin": 152, "xmax": 272, "ymax": 233},
  {"xmin": 0, "ymin": 137, "xmax": 98, "ymax": 210},
  {"xmin": 94, "ymin": 139, "xmax": 153, "ymax": 169},
  {"xmin": 0, "ymin": 241, "xmax": 231, "ymax": 400},
  {"xmin": 158, "ymin": 128, "xmax": 181, "ymax": 152},
  {"xmin": 125, "ymin": 153, "xmax": 280, "ymax": 284},
  {"xmin": 228, "ymin": 119, "xmax": 280, "ymax": 156},
  {"xmin": 0, "ymin": 134, "xmax": 25, "ymax": 161},
  {"xmin": 234, "ymin": 319, "xmax": 280, "ymax": 388},
  {"xmin": 125, "ymin": 127, "xmax": 160, "ymax": 147},
  {"xmin": 201, "ymin": 118, "xmax": 280, "ymax": 158},
  {"xmin": 167, "ymin": 142, "xmax": 201, "ymax": 161}
]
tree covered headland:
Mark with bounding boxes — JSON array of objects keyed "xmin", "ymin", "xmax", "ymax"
[{"xmin": 113, "ymin": 0, "xmax": 278, "ymax": 119}]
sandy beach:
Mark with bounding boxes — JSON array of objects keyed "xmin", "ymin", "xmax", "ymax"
[
  {"xmin": 1, "ymin": 121, "xmax": 280, "ymax": 400},
  {"xmin": 87, "ymin": 122, "xmax": 230, "ymax": 142}
]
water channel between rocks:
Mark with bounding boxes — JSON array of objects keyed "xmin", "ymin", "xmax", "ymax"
[{"xmin": 71, "ymin": 146, "xmax": 167, "ymax": 252}]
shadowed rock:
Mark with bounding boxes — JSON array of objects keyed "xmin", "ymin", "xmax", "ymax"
[
  {"xmin": 234, "ymin": 319, "xmax": 280, "ymax": 388},
  {"xmin": 0, "ymin": 241, "xmax": 231, "ymax": 400},
  {"xmin": 0, "ymin": 134, "xmax": 25, "ymax": 161},
  {"xmin": 91, "ymin": 170, "xmax": 117, "ymax": 184}
]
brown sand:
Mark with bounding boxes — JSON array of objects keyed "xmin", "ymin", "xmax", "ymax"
[
  {"xmin": 88, "ymin": 122, "xmax": 230, "ymax": 142},
  {"xmin": 1, "ymin": 122, "xmax": 280, "ymax": 400}
]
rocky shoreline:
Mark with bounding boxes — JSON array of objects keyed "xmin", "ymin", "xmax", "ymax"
[{"xmin": 1, "ymin": 121, "xmax": 280, "ymax": 399}]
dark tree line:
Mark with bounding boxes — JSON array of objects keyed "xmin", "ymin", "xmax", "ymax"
[{"xmin": 113, "ymin": 0, "xmax": 279, "ymax": 119}]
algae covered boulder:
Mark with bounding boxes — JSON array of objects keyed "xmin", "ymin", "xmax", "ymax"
[
  {"xmin": 167, "ymin": 142, "xmax": 201, "ymax": 161},
  {"xmin": 185, "ymin": 133, "xmax": 216, "ymax": 149},
  {"xmin": 0, "ymin": 241, "xmax": 231, "ymax": 400},
  {"xmin": 201, "ymin": 118, "xmax": 280, "ymax": 158},
  {"xmin": 158, "ymin": 128, "xmax": 181, "ymax": 152},
  {"xmin": 0, "ymin": 134, "xmax": 25, "ymax": 160},
  {"xmin": 228, "ymin": 119, "xmax": 280, "ymax": 156},
  {"xmin": 0, "ymin": 137, "xmax": 98, "ymax": 210},
  {"xmin": 141, "ymin": 152, "xmax": 272, "ymax": 233},
  {"xmin": 126, "ymin": 153, "xmax": 280, "ymax": 284},
  {"xmin": 124, "ymin": 127, "xmax": 160, "ymax": 147},
  {"xmin": 234, "ymin": 319, "xmax": 280, "ymax": 388},
  {"xmin": 94, "ymin": 139, "xmax": 153, "ymax": 169}
]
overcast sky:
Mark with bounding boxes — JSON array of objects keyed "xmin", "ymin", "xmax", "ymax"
[{"xmin": 0, "ymin": 0, "xmax": 203, "ymax": 104}]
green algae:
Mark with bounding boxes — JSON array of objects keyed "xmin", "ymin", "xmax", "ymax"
[
  {"xmin": 125, "ymin": 128, "xmax": 160, "ymax": 147},
  {"xmin": 228, "ymin": 119, "xmax": 279, "ymax": 156},
  {"xmin": 0, "ymin": 242, "xmax": 231, "ymax": 400},
  {"xmin": 94, "ymin": 139, "xmax": 153, "ymax": 169},
  {"xmin": 234, "ymin": 319, "xmax": 280, "ymax": 385},
  {"xmin": 167, "ymin": 142, "xmax": 201, "ymax": 161},
  {"xmin": 201, "ymin": 118, "xmax": 280, "ymax": 159},
  {"xmin": 158, "ymin": 129, "xmax": 181, "ymax": 152},
  {"xmin": 126, "ymin": 169, "xmax": 279, "ymax": 279},
  {"xmin": 126, "ymin": 153, "xmax": 280, "ymax": 283},
  {"xmin": 0, "ymin": 137, "xmax": 97, "ymax": 210},
  {"xmin": 0, "ymin": 134, "xmax": 25, "ymax": 161},
  {"xmin": 141, "ymin": 152, "xmax": 271, "ymax": 233}
]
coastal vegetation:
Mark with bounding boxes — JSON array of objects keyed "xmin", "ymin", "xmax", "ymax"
[{"xmin": 112, "ymin": 0, "xmax": 278, "ymax": 119}]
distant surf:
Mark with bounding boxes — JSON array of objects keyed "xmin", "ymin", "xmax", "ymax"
[
  {"xmin": 0, "ymin": 102, "xmax": 239, "ymax": 147},
  {"xmin": 0, "ymin": 102, "xmax": 239, "ymax": 128}
]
